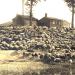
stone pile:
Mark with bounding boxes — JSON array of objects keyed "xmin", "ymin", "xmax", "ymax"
[{"xmin": 0, "ymin": 25, "xmax": 75, "ymax": 52}]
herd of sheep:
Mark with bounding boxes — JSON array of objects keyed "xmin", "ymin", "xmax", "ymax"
[{"xmin": 0, "ymin": 24, "xmax": 75, "ymax": 63}]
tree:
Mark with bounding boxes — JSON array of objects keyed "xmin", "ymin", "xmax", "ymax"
[
  {"xmin": 64, "ymin": 0, "xmax": 75, "ymax": 28},
  {"xmin": 25, "ymin": 0, "xmax": 46, "ymax": 26},
  {"xmin": 22, "ymin": 0, "xmax": 24, "ymax": 15}
]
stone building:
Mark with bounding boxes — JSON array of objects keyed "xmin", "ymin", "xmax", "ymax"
[
  {"xmin": 13, "ymin": 15, "xmax": 37, "ymax": 26},
  {"xmin": 37, "ymin": 14, "xmax": 70, "ymax": 29}
]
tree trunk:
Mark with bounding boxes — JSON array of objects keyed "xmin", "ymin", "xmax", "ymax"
[
  {"xmin": 30, "ymin": 0, "xmax": 33, "ymax": 26},
  {"xmin": 71, "ymin": 5, "xmax": 74, "ymax": 28},
  {"xmin": 22, "ymin": 0, "xmax": 24, "ymax": 15}
]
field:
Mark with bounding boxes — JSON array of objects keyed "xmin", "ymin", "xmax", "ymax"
[
  {"xmin": 0, "ymin": 50, "xmax": 75, "ymax": 75},
  {"xmin": 0, "ymin": 25, "xmax": 75, "ymax": 74},
  {"xmin": 0, "ymin": 50, "xmax": 50, "ymax": 74}
]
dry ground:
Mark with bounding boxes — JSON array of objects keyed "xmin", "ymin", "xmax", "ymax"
[
  {"xmin": 0, "ymin": 50, "xmax": 49, "ymax": 73},
  {"xmin": 0, "ymin": 50, "xmax": 75, "ymax": 73}
]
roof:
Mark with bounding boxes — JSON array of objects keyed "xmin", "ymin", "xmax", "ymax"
[
  {"xmin": 23, "ymin": 15, "xmax": 37, "ymax": 21},
  {"xmin": 13, "ymin": 15, "xmax": 38, "ymax": 21},
  {"xmin": 39, "ymin": 17, "xmax": 62, "ymax": 21}
]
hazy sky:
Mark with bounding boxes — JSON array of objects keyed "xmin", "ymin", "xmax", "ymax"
[{"xmin": 0, "ymin": 0, "xmax": 74, "ymax": 25}]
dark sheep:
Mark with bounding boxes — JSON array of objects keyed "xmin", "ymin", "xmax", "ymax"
[
  {"xmin": 22, "ymin": 52, "xmax": 30, "ymax": 57},
  {"xmin": 43, "ymin": 54, "xmax": 51, "ymax": 63},
  {"xmin": 32, "ymin": 53, "xmax": 38, "ymax": 57},
  {"xmin": 2, "ymin": 38, "xmax": 12, "ymax": 43},
  {"xmin": 27, "ymin": 48, "xmax": 34, "ymax": 52},
  {"xmin": 65, "ymin": 53, "xmax": 71, "ymax": 60},
  {"xmin": 39, "ymin": 54, "xmax": 44, "ymax": 60},
  {"xmin": 59, "ymin": 55, "xmax": 66, "ymax": 62},
  {"xmin": 34, "ymin": 45, "xmax": 44, "ymax": 49},
  {"xmin": 71, "ymin": 55, "xmax": 75, "ymax": 60},
  {"xmin": 71, "ymin": 46, "xmax": 75, "ymax": 50}
]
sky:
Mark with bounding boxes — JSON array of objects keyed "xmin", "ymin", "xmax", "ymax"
[{"xmin": 0, "ymin": 0, "xmax": 74, "ymax": 25}]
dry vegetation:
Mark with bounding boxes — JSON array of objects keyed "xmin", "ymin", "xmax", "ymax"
[
  {"xmin": 0, "ymin": 61, "xmax": 49, "ymax": 72},
  {"xmin": 0, "ymin": 50, "xmax": 49, "ymax": 74},
  {"xmin": 0, "ymin": 50, "xmax": 18, "ymax": 60}
]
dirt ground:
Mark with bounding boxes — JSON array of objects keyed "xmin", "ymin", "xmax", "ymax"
[{"xmin": 0, "ymin": 50, "xmax": 49, "ymax": 73}]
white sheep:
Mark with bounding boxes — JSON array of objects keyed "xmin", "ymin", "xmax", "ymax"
[{"xmin": 69, "ymin": 59, "xmax": 73, "ymax": 65}]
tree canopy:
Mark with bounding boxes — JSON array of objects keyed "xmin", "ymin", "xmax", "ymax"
[
  {"xmin": 26, "ymin": 0, "xmax": 41, "ymax": 6},
  {"xmin": 64, "ymin": 0, "xmax": 75, "ymax": 28},
  {"xmin": 25, "ymin": 0, "xmax": 46, "ymax": 25},
  {"xmin": 65, "ymin": 0, "xmax": 75, "ymax": 9}
]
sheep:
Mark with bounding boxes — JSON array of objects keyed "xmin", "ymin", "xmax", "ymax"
[
  {"xmin": 69, "ymin": 59, "xmax": 73, "ymax": 65},
  {"xmin": 54, "ymin": 58, "xmax": 62, "ymax": 63},
  {"xmin": 32, "ymin": 53, "xmax": 38, "ymax": 57},
  {"xmin": 71, "ymin": 46, "xmax": 75, "ymax": 50}
]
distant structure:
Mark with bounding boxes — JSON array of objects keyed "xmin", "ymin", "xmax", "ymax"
[
  {"xmin": 62, "ymin": 20, "xmax": 70, "ymax": 28},
  {"xmin": 37, "ymin": 13, "xmax": 70, "ymax": 29},
  {"xmin": 13, "ymin": 14, "xmax": 70, "ymax": 28},
  {"xmin": 12, "ymin": 15, "xmax": 37, "ymax": 25}
]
